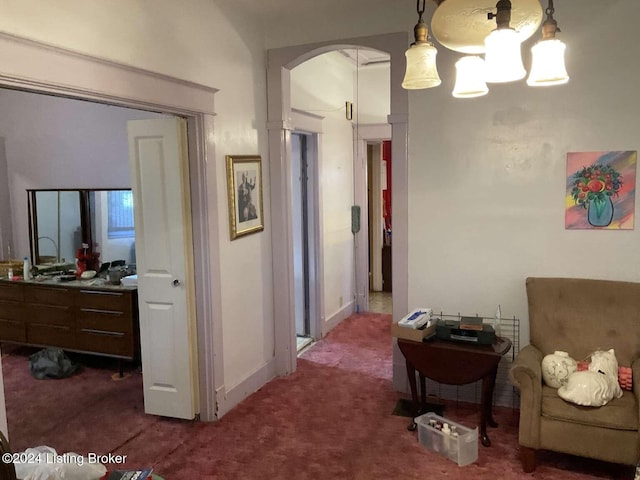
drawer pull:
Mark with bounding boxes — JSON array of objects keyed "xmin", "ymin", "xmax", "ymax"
[
  {"xmin": 81, "ymin": 328, "xmax": 125, "ymax": 337},
  {"xmin": 80, "ymin": 308, "xmax": 123, "ymax": 316},
  {"xmin": 79, "ymin": 290, "xmax": 123, "ymax": 297}
]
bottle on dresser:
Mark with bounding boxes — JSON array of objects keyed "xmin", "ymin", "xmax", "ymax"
[{"xmin": 23, "ymin": 256, "xmax": 30, "ymax": 280}]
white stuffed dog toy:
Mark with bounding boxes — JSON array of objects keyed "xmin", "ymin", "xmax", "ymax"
[{"xmin": 557, "ymin": 349, "xmax": 623, "ymax": 407}]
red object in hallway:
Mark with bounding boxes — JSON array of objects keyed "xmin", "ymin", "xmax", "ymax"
[{"xmin": 382, "ymin": 140, "xmax": 392, "ymax": 232}]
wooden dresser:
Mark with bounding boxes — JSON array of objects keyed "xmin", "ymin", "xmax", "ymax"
[{"xmin": 0, "ymin": 279, "xmax": 139, "ymax": 360}]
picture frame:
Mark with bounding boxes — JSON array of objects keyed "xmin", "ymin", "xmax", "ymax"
[
  {"xmin": 226, "ymin": 155, "xmax": 264, "ymax": 240},
  {"xmin": 565, "ymin": 151, "xmax": 636, "ymax": 230}
]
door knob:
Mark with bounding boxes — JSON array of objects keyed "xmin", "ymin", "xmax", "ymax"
[{"xmin": 172, "ymin": 279, "xmax": 181, "ymax": 287}]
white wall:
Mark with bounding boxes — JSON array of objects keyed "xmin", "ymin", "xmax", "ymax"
[
  {"xmin": 406, "ymin": 1, "xmax": 640, "ymax": 349},
  {"xmin": 263, "ymin": 0, "xmax": 414, "ymax": 50},
  {"xmin": 291, "ymin": 52, "xmax": 356, "ymax": 328},
  {"xmin": 0, "ymin": 139, "xmax": 11, "ymax": 259},
  {"xmin": 356, "ymin": 63, "xmax": 390, "ymax": 125},
  {"xmin": 0, "ymin": 0, "xmax": 273, "ymax": 413}
]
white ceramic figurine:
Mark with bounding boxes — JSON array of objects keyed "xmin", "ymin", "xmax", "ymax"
[{"xmin": 558, "ymin": 349, "xmax": 622, "ymax": 407}]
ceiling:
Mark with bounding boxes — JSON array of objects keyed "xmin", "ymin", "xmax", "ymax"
[
  {"xmin": 229, "ymin": 0, "xmax": 378, "ymax": 17},
  {"xmin": 338, "ymin": 48, "xmax": 391, "ymax": 66},
  {"xmin": 227, "ymin": 0, "xmax": 416, "ymax": 22}
]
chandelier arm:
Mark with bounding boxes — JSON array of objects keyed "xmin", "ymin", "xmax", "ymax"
[
  {"xmin": 416, "ymin": 0, "xmax": 426, "ymax": 20},
  {"xmin": 487, "ymin": 0, "xmax": 513, "ymax": 30},
  {"xmin": 546, "ymin": 0, "xmax": 555, "ymax": 17},
  {"xmin": 541, "ymin": 0, "xmax": 560, "ymax": 38}
]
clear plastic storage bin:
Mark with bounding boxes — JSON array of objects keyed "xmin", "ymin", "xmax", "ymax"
[{"xmin": 415, "ymin": 412, "xmax": 478, "ymax": 466}]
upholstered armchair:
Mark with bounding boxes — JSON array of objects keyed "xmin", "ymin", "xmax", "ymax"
[{"xmin": 510, "ymin": 277, "xmax": 640, "ymax": 472}]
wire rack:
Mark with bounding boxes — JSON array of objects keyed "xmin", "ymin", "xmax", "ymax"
[{"xmin": 423, "ymin": 312, "xmax": 520, "ymax": 410}]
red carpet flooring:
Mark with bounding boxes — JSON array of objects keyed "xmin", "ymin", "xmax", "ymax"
[{"xmin": 2, "ymin": 312, "xmax": 635, "ymax": 479}]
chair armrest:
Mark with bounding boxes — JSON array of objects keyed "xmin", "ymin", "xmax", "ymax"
[
  {"xmin": 632, "ymin": 355, "xmax": 640, "ymax": 461},
  {"xmin": 510, "ymin": 344, "xmax": 543, "ymax": 389},
  {"xmin": 509, "ymin": 344, "xmax": 544, "ymax": 448}
]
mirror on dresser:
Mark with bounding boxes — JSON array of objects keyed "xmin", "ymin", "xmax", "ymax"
[{"xmin": 27, "ymin": 189, "xmax": 136, "ymax": 268}]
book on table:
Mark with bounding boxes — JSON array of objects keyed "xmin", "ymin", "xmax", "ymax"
[
  {"xmin": 459, "ymin": 316, "xmax": 483, "ymax": 331},
  {"xmin": 105, "ymin": 469, "xmax": 153, "ymax": 480}
]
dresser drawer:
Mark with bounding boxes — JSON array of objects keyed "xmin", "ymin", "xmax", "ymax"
[
  {"xmin": 27, "ymin": 324, "xmax": 76, "ymax": 349},
  {"xmin": 75, "ymin": 289, "xmax": 131, "ymax": 312},
  {"xmin": 25, "ymin": 285, "xmax": 72, "ymax": 306},
  {"xmin": 26, "ymin": 304, "xmax": 73, "ymax": 327},
  {"xmin": 76, "ymin": 329, "xmax": 133, "ymax": 357},
  {"xmin": 77, "ymin": 309, "xmax": 131, "ymax": 334},
  {"xmin": 0, "ymin": 282, "xmax": 24, "ymax": 302},
  {"xmin": 0, "ymin": 300, "xmax": 25, "ymax": 322},
  {"xmin": 0, "ymin": 319, "xmax": 26, "ymax": 342}
]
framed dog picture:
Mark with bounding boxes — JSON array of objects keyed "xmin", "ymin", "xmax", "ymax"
[{"xmin": 226, "ymin": 155, "xmax": 264, "ymax": 239}]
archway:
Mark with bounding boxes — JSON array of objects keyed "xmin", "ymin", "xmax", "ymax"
[{"xmin": 266, "ymin": 32, "xmax": 410, "ymax": 378}]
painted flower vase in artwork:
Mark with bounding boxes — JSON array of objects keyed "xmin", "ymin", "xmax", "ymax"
[
  {"xmin": 588, "ymin": 196, "xmax": 614, "ymax": 227},
  {"xmin": 541, "ymin": 351, "xmax": 577, "ymax": 388}
]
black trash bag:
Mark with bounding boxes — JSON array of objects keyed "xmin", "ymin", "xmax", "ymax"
[{"xmin": 29, "ymin": 347, "xmax": 79, "ymax": 379}]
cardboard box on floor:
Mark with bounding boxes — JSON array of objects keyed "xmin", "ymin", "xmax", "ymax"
[{"xmin": 391, "ymin": 322, "xmax": 436, "ymax": 342}]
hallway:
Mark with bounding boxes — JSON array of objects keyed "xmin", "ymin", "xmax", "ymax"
[{"xmin": 369, "ymin": 290, "xmax": 392, "ymax": 314}]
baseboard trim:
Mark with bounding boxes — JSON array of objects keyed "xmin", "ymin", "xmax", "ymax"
[
  {"xmin": 323, "ymin": 300, "xmax": 354, "ymax": 336},
  {"xmin": 393, "ymin": 361, "xmax": 410, "ymax": 394},
  {"xmin": 216, "ymin": 358, "xmax": 276, "ymax": 418}
]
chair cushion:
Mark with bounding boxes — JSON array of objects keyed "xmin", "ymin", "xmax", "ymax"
[{"xmin": 542, "ymin": 385, "xmax": 638, "ymax": 431}]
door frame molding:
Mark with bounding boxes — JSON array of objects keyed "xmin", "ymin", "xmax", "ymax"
[
  {"xmin": 353, "ymin": 124, "xmax": 392, "ymax": 313},
  {"xmin": 0, "ymin": 32, "xmax": 221, "ymax": 421},
  {"xmin": 267, "ymin": 32, "xmax": 409, "ymax": 376},
  {"xmin": 291, "ymin": 109, "xmax": 324, "ymax": 341}
]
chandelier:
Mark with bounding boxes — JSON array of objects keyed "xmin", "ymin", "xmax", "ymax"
[{"xmin": 402, "ymin": 0, "xmax": 569, "ymax": 97}]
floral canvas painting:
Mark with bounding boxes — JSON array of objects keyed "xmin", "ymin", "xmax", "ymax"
[{"xmin": 565, "ymin": 151, "xmax": 637, "ymax": 230}]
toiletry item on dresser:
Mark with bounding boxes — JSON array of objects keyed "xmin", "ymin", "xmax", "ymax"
[
  {"xmin": 8, "ymin": 268, "xmax": 13, "ymax": 280},
  {"xmin": 442, "ymin": 422, "xmax": 451, "ymax": 454},
  {"xmin": 23, "ymin": 257, "xmax": 30, "ymax": 280}
]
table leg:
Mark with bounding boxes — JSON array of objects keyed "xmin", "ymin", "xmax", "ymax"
[
  {"xmin": 405, "ymin": 360, "xmax": 419, "ymax": 431},
  {"xmin": 480, "ymin": 365, "xmax": 500, "ymax": 447},
  {"xmin": 419, "ymin": 373, "xmax": 426, "ymax": 408},
  {"xmin": 487, "ymin": 365, "xmax": 499, "ymax": 428}
]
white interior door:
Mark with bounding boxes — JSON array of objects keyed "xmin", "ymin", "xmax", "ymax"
[
  {"xmin": 370, "ymin": 143, "xmax": 383, "ymax": 292},
  {"xmin": 128, "ymin": 117, "xmax": 198, "ymax": 420}
]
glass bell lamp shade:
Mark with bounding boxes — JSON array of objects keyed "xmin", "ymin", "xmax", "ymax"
[
  {"xmin": 452, "ymin": 56, "xmax": 489, "ymax": 98},
  {"xmin": 484, "ymin": 28, "xmax": 526, "ymax": 83},
  {"xmin": 402, "ymin": 42, "xmax": 442, "ymax": 90},
  {"xmin": 527, "ymin": 38, "xmax": 569, "ymax": 86}
]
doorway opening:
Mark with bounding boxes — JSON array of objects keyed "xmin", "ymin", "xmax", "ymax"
[
  {"xmin": 291, "ymin": 132, "xmax": 318, "ymax": 352},
  {"xmin": 0, "ymin": 88, "xmax": 198, "ymax": 449},
  {"xmin": 0, "ymin": 33, "xmax": 220, "ymax": 438},
  {"xmin": 271, "ymin": 38, "xmax": 405, "ymax": 375},
  {"xmin": 367, "ymin": 140, "xmax": 392, "ymax": 315}
]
